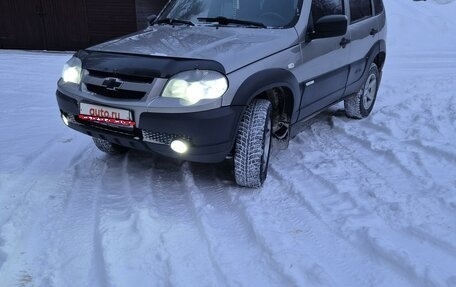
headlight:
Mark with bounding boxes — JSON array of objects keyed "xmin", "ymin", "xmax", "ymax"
[
  {"xmin": 62, "ymin": 57, "xmax": 82, "ymax": 84},
  {"xmin": 162, "ymin": 70, "xmax": 228, "ymax": 105}
]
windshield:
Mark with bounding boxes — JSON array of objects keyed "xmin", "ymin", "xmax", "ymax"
[{"xmin": 158, "ymin": 0, "xmax": 302, "ymax": 28}]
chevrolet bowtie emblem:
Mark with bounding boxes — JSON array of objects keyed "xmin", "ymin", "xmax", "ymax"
[{"xmin": 102, "ymin": 78, "xmax": 123, "ymax": 91}]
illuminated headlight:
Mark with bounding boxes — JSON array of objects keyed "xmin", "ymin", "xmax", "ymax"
[
  {"xmin": 62, "ymin": 57, "xmax": 82, "ymax": 84},
  {"xmin": 162, "ymin": 70, "xmax": 228, "ymax": 105}
]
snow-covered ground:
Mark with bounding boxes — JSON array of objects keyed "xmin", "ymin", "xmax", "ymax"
[{"xmin": 1, "ymin": 1, "xmax": 456, "ymax": 286}]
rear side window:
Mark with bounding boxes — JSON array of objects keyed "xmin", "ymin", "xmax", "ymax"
[
  {"xmin": 349, "ymin": 0, "xmax": 373, "ymax": 22},
  {"xmin": 373, "ymin": 0, "xmax": 384, "ymax": 15},
  {"xmin": 311, "ymin": 0, "xmax": 344, "ymax": 23}
]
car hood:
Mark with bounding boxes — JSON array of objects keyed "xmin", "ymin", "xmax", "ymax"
[{"xmin": 87, "ymin": 25, "xmax": 299, "ymax": 74}]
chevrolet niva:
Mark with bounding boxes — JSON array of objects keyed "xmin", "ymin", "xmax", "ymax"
[{"xmin": 57, "ymin": 0, "xmax": 386, "ymax": 187}]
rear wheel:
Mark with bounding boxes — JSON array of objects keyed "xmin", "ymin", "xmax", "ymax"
[
  {"xmin": 344, "ymin": 63, "xmax": 380, "ymax": 119},
  {"xmin": 234, "ymin": 99, "xmax": 272, "ymax": 188},
  {"xmin": 92, "ymin": 138, "xmax": 127, "ymax": 155}
]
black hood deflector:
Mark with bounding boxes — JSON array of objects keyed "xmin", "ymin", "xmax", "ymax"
[{"xmin": 77, "ymin": 50, "xmax": 226, "ymax": 78}]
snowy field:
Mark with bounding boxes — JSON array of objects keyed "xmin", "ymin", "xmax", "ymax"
[{"xmin": 1, "ymin": 0, "xmax": 456, "ymax": 286}]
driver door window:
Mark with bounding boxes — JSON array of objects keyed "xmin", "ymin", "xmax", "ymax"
[{"xmin": 311, "ymin": 0, "xmax": 344, "ymax": 23}]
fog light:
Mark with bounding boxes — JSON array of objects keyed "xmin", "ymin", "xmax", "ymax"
[
  {"xmin": 170, "ymin": 140, "xmax": 188, "ymax": 154},
  {"xmin": 61, "ymin": 114, "xmax": 69, "ymax": 126}
]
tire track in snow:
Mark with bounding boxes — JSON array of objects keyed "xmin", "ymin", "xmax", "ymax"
[
  {"xmin": 48, "ymin": 158, "xmax": 109, "ymax": 287},
  {"xmin": 330, "ymin": 111, "xmax": 456, "ymax": 217},
  {"xmin": 183, "ymin": 163, "xmax": 297, "ymax": 287},
  {"xmin": 173, "ymin": 164, "xmax": 229, "ymax": 287},
  {"xmin": 270, "ymin": 158, "xmax": 456, "ymax": 287},
  {"xmin": 332, "ymin": 120, "xmax": 421, "ymax": 179},
  {"xmin": 279, "ymin": 108, "xmax": 456, "ymax": 285},
  {"xmin": 0, "ymin": 136, "xmax": 73, "ymax": 225},
  {"xmin": 247, "ymin": 166, "xmax": 399, "ymax": 287},
  {"xmin": 333, "ymin": 111, "xmax": 439, "ymax": 180},
  {"xmin": 0, "ymin": 140, "xmax": 101, "ymax": 286},
  {"xmin": 101, "ymin": 154, "xmax": 189, "ymax": 286},
  {"xmin": 333, "ymin": 116, "xmax": 456, "ymax": 211},
  {"xmin": 267, "ymin": 162, "xmax": 378, "ymax": 282},
  {"xmin": 16, "ymin": 146, "xmax": 114, "ymax": 287},
  {"xmin": 405, "ymin": 227, "xmax": 456, "ymax": 258},
  {"xmin": 297, "ymin": 120, "xmax": 385, "ymax": 212},
  {"xmin": 356, "ymin": 227, "xmax": 456, "ymax": 287},
  {"xmin": 0, "ymin": 148, "xmax": 110, "ymax": 286},
  {"xmin": 60, "ymin": 143, "xmax": 101, "ymax": 210},
  {"xmin": 95, "ymin": 154, "xmax": 173, "ymax": 287},
  {"xmin": 333, "ymin": 123, "xmax": 423, "ymax": 180},
  {"xmin": 95, "ymin": 153, "xmax": 228, "ymax": 287},
  {"xmin": 269, "ymin": 156, "xmax": 425, "ymax": 286},
  {"xmin": 333, "ymin": 124, "xmax": 456, "ymax": 241},
  {"xmin": 88, "ymin": 171, "xmax": 110, "ymax": 287},
  {"xmin": 147, "ymin": 160, "xmax": 227, "ymax": 287}
]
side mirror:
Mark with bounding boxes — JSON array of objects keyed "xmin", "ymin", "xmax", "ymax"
[
  {"xmin": 147, "ymin": 14, "xmax": 157, "ymax": 26},
  {"xmin": 312, "ymin": 15, "xmax": 348, "ymax": 39}
]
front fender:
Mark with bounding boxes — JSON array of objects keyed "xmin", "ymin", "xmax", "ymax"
[{"xmin": 230, "ymin": 69, "xmax": 301, "ymax": 123}]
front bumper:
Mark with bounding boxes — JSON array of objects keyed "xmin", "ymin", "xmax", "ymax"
[{"xmin": 57, "ymin": 90, "xmax": 244, "ymax": 163}]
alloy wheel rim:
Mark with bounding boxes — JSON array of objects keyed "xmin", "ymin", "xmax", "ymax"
[{"xmin": 363, "ymin": 74, "xmax": 377, "ymax": 110}]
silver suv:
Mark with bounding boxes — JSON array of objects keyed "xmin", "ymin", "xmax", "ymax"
[{"xmin": 56, "ymin": 0, "xmax": 387, "ymax": 187}]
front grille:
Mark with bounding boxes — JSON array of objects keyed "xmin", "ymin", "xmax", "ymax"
[
  {"xmin": 86, "ymin": 84, "xmax": 146, "ymax": 100},
  {"xmin": 83, "ymin": 69, "xmax": 154, "ymax": 100},
  {"xmin": 87, "ymin": 69, "xmax": 154, "ymax": 84},
  {"xmin": 142, "ymin": 131, "xmax": 190, "ymax": 145}
]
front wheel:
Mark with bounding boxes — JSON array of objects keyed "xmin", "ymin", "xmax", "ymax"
[{"xmin": 234, "ymin": 99, "xmax": 272, "ymax": 188}]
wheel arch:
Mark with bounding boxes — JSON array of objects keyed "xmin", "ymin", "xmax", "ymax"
[
  {"xmin": 231, "ymin": 68, "xmax": 301, "ymax": 124},
  {"xmin": 225, "ymin": 69, "xmax": 301, "ymax": 155},
  {"xmin": 374, "ymin": 39, "xmax": 387, "ymax": 71},
  {"xmin": 344, "ymin": 40, "xmax": 386, "ymax": 97}
]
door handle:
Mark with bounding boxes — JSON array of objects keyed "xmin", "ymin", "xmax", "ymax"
[
  {"xmin": 340, "ymin": 38, "xmax": 351, "ymax": 48},
  {"xmin": 370, "ymin": 28, "xmax": 378, "ymax": 36}
]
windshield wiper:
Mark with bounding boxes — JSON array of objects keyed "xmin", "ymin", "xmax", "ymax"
[
  {"xmin": 155, "ymin": 18, "xmax": 195, "ymax": 26},
  {"xmin": 198, "ymin": 17, "xmax": 266, "ymax": 28}
]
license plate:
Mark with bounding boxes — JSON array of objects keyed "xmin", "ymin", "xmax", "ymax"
[
  {"xmin": 79, "ymin": 103, "xmax": 135, "ymax": 127},
  {"xmin": 80, "ymin": 103, "xmax": 132, "ymax": 120}
]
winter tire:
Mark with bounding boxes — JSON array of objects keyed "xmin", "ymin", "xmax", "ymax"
[
  {"xmin": 344, "ymin": 63, "xmax": 380, "ymax": 119},
  {"xmin": 234, "ymin": 99, "xmax": 272, "ymax": 188},
  {"xmin": 93, "ymin": 137, "xmax": 128, "ymax": 155}
]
